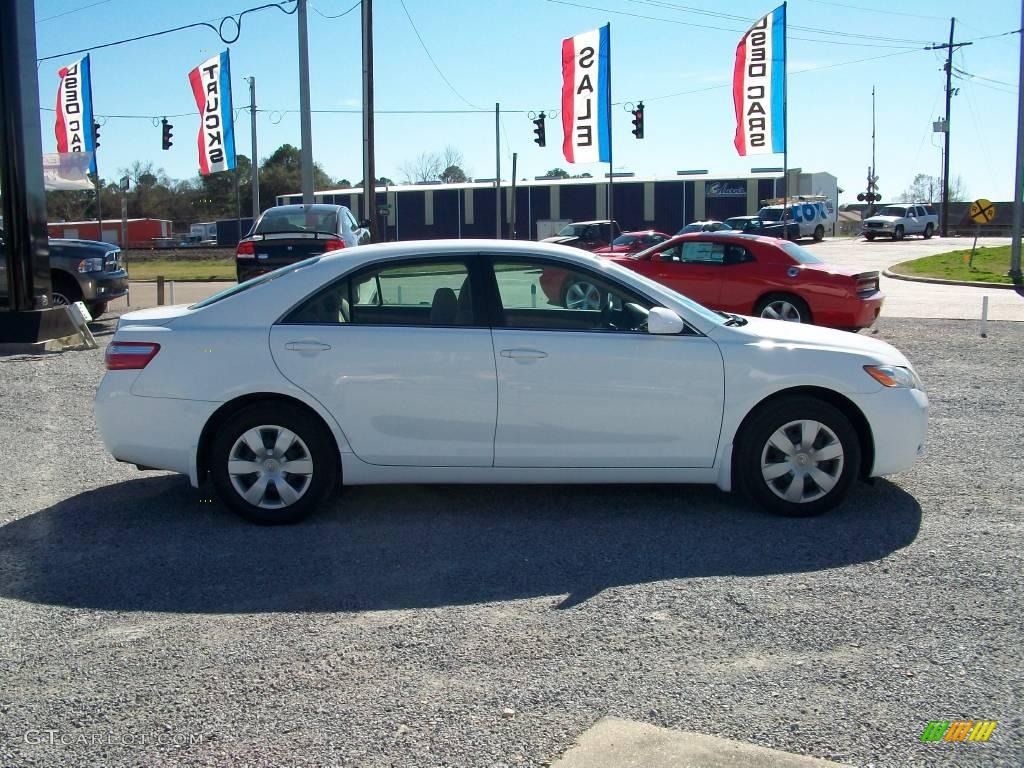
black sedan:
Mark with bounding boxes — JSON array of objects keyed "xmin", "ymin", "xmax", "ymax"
[{"xmin": 236, "ymin": 204, "xmax": 371, "ymax": 283}]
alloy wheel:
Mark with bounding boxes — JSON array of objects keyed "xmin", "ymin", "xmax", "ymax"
[
  {"xmin": 564, "ymin": 281, "xmax": 602, "ymax": 311},
  {"xmin": 51, "ymin": 292, "xmax": 71, "ymax": 307},
  {"xmin": 227, "ymin": 425, "xmax": 314, "ymax": 509},
  {"xmin": 760, "ymin": 300, "xmax": 803, "ymax": 322},
  {"xmin": 760, "ymin": 419, "xmax": 845, "ymax": 504}
]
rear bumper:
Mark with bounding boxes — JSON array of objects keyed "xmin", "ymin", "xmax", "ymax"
[{"xmin": 815, "ymin": 293, "xmax": 884, "ymax": 330}]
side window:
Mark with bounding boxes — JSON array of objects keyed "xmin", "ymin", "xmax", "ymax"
[
  {"xmin": 681, "ymin": 241, "xmax": 725, "ymax": 264},
  {"xmin": 345, "ymin": 208, "xmax": 360, "ymax": 229},
  {"xmin": 282, "ymin": 279, "xmax": 351, "ymax": 325},
  {"xmin": 490, "ymin": 258, "xmax": 653, "ymax": 333},
  {"xmin": 349, "ymin": 260, "xmax": 473, "ymax": 326},
  {"xmin": 723, "ymin": 244, "xmax": 754, "ymax": 266}
]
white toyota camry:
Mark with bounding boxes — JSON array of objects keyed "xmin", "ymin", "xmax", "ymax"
[{"xmin": 95, "ymin": 240, "xmax": 928, "ymax": 524}]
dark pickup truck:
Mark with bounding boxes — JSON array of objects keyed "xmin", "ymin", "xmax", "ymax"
[{"xmin": 0, "ymin": 230, "xmax": 128, "ymax": 319}]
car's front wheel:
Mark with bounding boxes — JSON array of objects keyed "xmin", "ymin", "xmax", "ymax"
[
  {"xmin": 893, "ymin": 225, "xmax": 905, "ymax": 241},
  {"xmin": 210, "ymin": 403, "xmax": 338, "ymax": 524},
  {"xmin": 737, "ymin": 396, "xmax": 861, "ymax": 517},
  {"xmin": 864, "ymin": 233, "xmax": 875, "ymax": 241}
]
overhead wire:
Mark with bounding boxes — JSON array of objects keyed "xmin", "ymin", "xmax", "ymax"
[
  {"xmin": 397, "ymin": 0, "xmax": 484, "ymax": 110},
  {"xmin": 36, "ymin": 0, "xmax": 114, "ymax": 24},
  {"xmin": 309, "ymin": 0, "xmax": 360, "ymax": 20}
]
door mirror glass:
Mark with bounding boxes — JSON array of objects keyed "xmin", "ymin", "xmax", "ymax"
[
  {"xmin": 359, "ymin": 219, "xmax": 372, "ymax": 229},
  {"xmin": 647, "ymin": 307, "xmax": 685, "ymax": 335}
]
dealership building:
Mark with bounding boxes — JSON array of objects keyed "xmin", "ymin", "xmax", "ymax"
[{"xmin": 272, "ymin": 168, "xmax": 839, "ymax": 242}]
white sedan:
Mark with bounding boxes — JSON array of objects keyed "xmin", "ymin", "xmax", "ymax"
[{"xmin": 95, "ymin": 240, "xmax": 928, "ymax": 524}]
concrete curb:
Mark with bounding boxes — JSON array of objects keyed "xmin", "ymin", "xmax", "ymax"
[{"xmin": 883, "ymin": 269, "xmax": 1021, "ymax": 290}]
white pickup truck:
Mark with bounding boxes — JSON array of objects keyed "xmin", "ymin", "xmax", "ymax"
[{"xmin": 862, "ymin": 203, "xmax": 938, "ymax": 241}]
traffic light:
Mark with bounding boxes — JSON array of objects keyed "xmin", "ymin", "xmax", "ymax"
[
  {"xmin": 857, "ymin": 192, "xmax": 880, "ymax": 202},
  {"xmin": 161, "ymin": 118, "xmax": 173, "ymax": 150},
  {"xmin": 92, "ymin": 121, "xmax": 101, "ymax": 149},
  {"xmin": 631, "ymin": 101, "xmax": 644, "ymax": 139},
  {"xmin": 532, "ymin": 112, "xmax": 546, "ymax": 147}
]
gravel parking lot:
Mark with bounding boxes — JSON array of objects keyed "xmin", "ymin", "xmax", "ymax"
[{"xmin": 0, "ymin": 316, "xmax": 1021, "ymax": 767}]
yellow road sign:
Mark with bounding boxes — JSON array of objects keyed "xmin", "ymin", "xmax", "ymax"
[{"xmin": 969, "ymin": 198, "xmax": 996, "ymax": 224}]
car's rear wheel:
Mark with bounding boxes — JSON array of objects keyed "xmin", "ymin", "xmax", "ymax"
[
  {"xmin": 210, "ymin": 403, "xmax": 337, "ymax": 524},
  {"xmin": 562, "ymin": 279, "xmax": 602, "ymax": 311},
  {"xmin": 893, "ymin": 225, "xmax": 905, "ymax": 241},
  {"xmin": 813, "ymin": 225, "xmax": 825, "ymax": 242},
  {"xmin": 864, "ymin": 233, "xmax": 875, "ymax": 241},
  {"xmin": 755, "ymin": 294, "xmax": 811, "ymax": 324},
  {"xmin": 923, "ymin": 223, "xmax": 934, "ymax": 239},
  {"xmin": 737, "ymin": 397, "xmax": 861, "ymax": 517}
]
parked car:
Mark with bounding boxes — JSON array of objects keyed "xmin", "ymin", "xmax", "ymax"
[
  {"xmin": 96, "ymin": 239, "xmax": 926, "ymax": 525},
  {"xmin": 592, "ymin": 230, "xmax": 670, "ymax": 255},
  {"xmin": 676, "ymin": 220, "xmax": 732, "ymax": 235},
  {"xmin": 862, "ymin": 204, "xmax": 937, "ymax": 241},
  {"xmin": 236, "ymin": 203, "xmax": 371, "ymax": 283},
  {"xmin": 597, "ymin": 232, "xmax": 883, "ymax": 330},
  {"xmin": 757, "ymin": 200, "xmax": 835, "ymax": 242},
  {"xmin": 0, "ymin": 228, "xmax": 127, "ymax": 319},
  {"xmin": 540, "ymin": 220, "xmax": 620, "ymax": 251},
  {"xmin": 724, "ymin": 215, "xmax": 800, "ymax": 240}
]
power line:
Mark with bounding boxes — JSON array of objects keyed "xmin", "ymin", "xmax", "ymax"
[
  {"xmin": 36, "ymin": 0, "xmax": 114, "ymax": 24},
  {"xmin": 36, "ymin": 1, "xmax": 297, "ymax": 62},
  {"xmin": 309, "ymin": 0, "xmax": 360, "ymax": 20},
  {"xmin": 805, "ymin": 0, "xmax": 947, "ymax": 22},
  {"xmin": 397, "ymin": 0, "xmax": 483, "ymax": 110}
]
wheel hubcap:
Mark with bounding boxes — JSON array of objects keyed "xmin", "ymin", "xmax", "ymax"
[
  {"xmin": 761, "ymin": 300, "xmax": 803, "ymax": 322},
  {"xmin": 51, "ymin": 292, "xmax": 70, "ymax": 306},
  {"xmin": 565, "ymin": 281, "xmax": 601, "ymax": 310},
  {"xmin": 227, "ymin": 425, "xmax": 314, "ymax": 509},
  {"xmin": 760, "ymin": 419, "xmax": 844, "ymax": 504}
]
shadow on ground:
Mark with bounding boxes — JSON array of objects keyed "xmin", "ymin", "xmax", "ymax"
[{"xmin": 0, "ymin": 476, "xmax": 921, "ymax": 613}]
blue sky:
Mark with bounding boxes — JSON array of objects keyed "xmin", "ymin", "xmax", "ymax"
[{"xmin": 34, "ymin": 0, "xmax": 1021, "ymax": 203}]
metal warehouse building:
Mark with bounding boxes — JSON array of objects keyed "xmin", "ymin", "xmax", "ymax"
[{"xmin": 277, "ymin": 168, "xmax": 838, "ymax": 241}]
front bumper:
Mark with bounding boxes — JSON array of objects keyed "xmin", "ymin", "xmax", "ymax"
[
  {"xmin": 857, "ymin": 386, "xmax": 929, "ymax": 477},
  {"xmin": 80, "ymin": 269, "xmax": 129, "ymax": 301}
]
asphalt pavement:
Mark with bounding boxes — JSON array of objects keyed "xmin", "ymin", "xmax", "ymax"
[{"xmin": 0, "ymin": 315, "xmax": 1020, "ymax": 767}]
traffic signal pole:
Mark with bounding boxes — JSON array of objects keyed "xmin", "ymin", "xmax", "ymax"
[{"xmin": 1010, "ymin": 0, "xmax": 1023, "ymax": 282}]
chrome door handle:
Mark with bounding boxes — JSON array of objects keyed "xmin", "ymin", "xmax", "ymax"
[
  {"xmin": 499, "ymin": 348, "xmax": 548, "ymax": 359},
  {"xmin": 285, "ymin": 340, "xmax": 331, "ymax": 352}
]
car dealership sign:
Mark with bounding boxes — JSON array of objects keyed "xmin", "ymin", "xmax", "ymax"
[{"xmin": 707, "ymin": 181, "xmax": 747, "ymax": 197}]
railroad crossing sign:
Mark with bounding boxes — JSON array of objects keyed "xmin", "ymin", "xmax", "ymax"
[{"xmin": 969, "ymin": 198, "xmax": 996, "ymax": 224}]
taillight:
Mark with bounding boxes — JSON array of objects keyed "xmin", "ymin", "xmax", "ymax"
[
  {"xmin": 323, "ymin": 238, "xmax": 346, "ymax": 252},
  {"xmin": 856, "ymin": 272, "xmax": 879, "ymax": 294},
  {"xmin": 106, "ymin": 341, "xmax": 161, "ymax": 370},
  {"xmin": 236, "ymin": 240, "xmax": 255, "ymax": 258}
]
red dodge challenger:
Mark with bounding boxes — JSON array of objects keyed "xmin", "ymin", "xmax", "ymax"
[{"xmin": 540, "ymin": 232, "xmax": 883, "ymax": 330}]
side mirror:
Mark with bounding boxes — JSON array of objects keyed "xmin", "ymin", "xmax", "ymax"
[
  {"xmin": 647, "ymin": 306, "xmax": 685, "ymax": 335},
  {"xmin": 359, "ymin": 219, "xmax": 372, "ymax": 229}
]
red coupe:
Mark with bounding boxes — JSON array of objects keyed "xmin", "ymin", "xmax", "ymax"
[
  {"xmin": 592, "ymin": 230, "xmax": 670, "ymax": 255},
  {"xmin": 540, "ymin": 233, "xmax": 883, "ymax": 330}
]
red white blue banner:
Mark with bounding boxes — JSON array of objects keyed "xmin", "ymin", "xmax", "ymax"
[
  {"xmin": 733, "ymin": 5, "xmax": 786, "ymax": 156},
  {"xmin": 54, "ymin": 54, "xmax": 97, "ymax": 175},
  {"xmin": 561, "ymin": 24, "xmax": 610, "ymax": 164},
  {"xmin": 189, "ymin": 51, "xmax": 236, "ymax": 175}
]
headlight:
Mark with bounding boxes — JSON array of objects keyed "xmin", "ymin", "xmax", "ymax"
[
  {"xmin": 864, "ymin": 364, "xmax": 922, "ymax": 390},
  {"xmin": 77, "ymin": 257, "xmax": 104, "ymax": 273}
]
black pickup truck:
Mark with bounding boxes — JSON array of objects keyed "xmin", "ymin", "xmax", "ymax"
[{"xmin": 0, "ymin": 230, "xmax": 128, "ymax": 319}]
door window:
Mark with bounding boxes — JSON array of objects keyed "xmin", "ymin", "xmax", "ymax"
[
  {"xmin": 681, "ymin": 241, "xmax": 725, "ymax": 264},
  {"xmin": 490, "ymin": 258, "xmax": 652, "ymax": 332}
]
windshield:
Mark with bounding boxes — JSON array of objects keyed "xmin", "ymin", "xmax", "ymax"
[
  {"xmin": 879, "ymin": 206, "xmax": 907, "ymax": 217},
  {"xmin": 557, "ymin": 223, "xmax": 587, "ymax": 237},
  {"xmin": 725, "ymin": 218, "xmax": 752, "ymax": 229},
  {"xmin": 675, "ymin": 224, "xmax": 703, "ymax": 234},
  {"xmin": 778, "ymin": 241, "xmax": 824, "ymax": 265},
  {"xmin": 255, "ymin": 208, "xmax": 338, "ymax": 235},
  {"xmin": 611, "ymin": 234, "xmax": 639, "ymax": 246},
  {"xmin": 189, "ymin": 257, "xmax": 322, "ymax": 309},
  {"xmin": 757, "ymin": 207, "xmax": 782, "ymax": 222}
]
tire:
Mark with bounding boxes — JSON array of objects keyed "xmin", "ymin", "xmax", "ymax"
[
  {"xmin": 85, "ymin": 301, "xmax": 107, "ymax": 320},
  {"xmin": 893, "ymin": 225, "xmax": 905, "ymax": 241},
  {"xmin": 50, "ymin": 272, "xmax": 82, "ymax": 307},
  {"xmin": 864, "ymin": 233, "xmax": 875, "ymax": 242},
  {"xmin": 562, "ymin": 278, "xmax": 602, "ymax": 311},
  {"xmin": 813, "ymin": 225, "xmax": 825, "ymax": 242},
  {"xmin": 210, "ymin": 403, "xmax": 338, "ymax": 524},
  {"xmin": 923, "ymin": 223, "xmax": 934, "ymax": 239},
  {"xmin": 736, "ymin": 396, "xmax": 861, "ymax": 517},
  {"xmin": 754, "ymin": 294, "xmax": 812, "ymax": 324}
]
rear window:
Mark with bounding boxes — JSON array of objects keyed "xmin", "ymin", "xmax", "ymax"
[
  {"xmin": 611, "ymin": 234, "xmax": 639, "ymax": 246},
  {"xmin": 778, "ymin": 241, "xmax": 824, "ymax": 265},
  {"xmin": 189, "ymin": 257, "xmax": 322, "ymax": 309},
  {"xmin": 255, "ymin": 208, "xmax": 339, "ymax": 235}
]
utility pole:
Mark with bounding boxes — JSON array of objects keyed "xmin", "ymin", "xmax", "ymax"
[
  {"xmin": 495, "ymin": 102, "xmax": 501, "ymax": 239},
  {"xmin": 297, "ymin": 0, "xmax": 314, "ymax": 204},
  {"xmin": 509, "ymin": 152, "xmax": 518, "ymax": 239},
  {"xmin": 361, "ymin": 0, "xmax": 377, "ymax": 241},
  {"xmin": 926, "ymin": 18, "xmax": 971, "ymax": 237},
  {"xmin": 247, "ymin": 76, "xmax": 260, "ymax": 221},
  {"xmin": 1009, "ymin": 0, "xmax": 1023, "ymax": 282}
]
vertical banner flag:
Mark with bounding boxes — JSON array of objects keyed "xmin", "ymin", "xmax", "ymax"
[
  {"xmin": 189, "ymin": 50, "xmax": 236, "ymax": 175},
  {"xmin": 733, "ymin": 5, "xmax": 786, "ymax": 156},
  {"xmin": 561, "ymin": 25, "xmax": 610, "ymax": 164},
  {"xmin": 55, "ymin": 54, "xmax": 97, "ymax": 175}
]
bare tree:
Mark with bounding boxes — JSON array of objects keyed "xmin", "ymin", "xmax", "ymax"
[
  {"xmin": 400, "ymin": 152, "xmax": 444, "ymax": 184},
  {"xmin": 899, "ymin": 173, "xmax": 967, "ymax": 203}
]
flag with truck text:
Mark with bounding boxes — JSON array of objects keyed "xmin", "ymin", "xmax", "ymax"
[
  {"xmin": 733, "ymin": 5, "xmax": 786, "ymax": 156},
  {"xmin": 561, "ymin": 25, "xmax": 610, "ymax": 164},
  {"xmin": 189, "ymin": 50, "xmax": 236, "ymax": 175}
]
